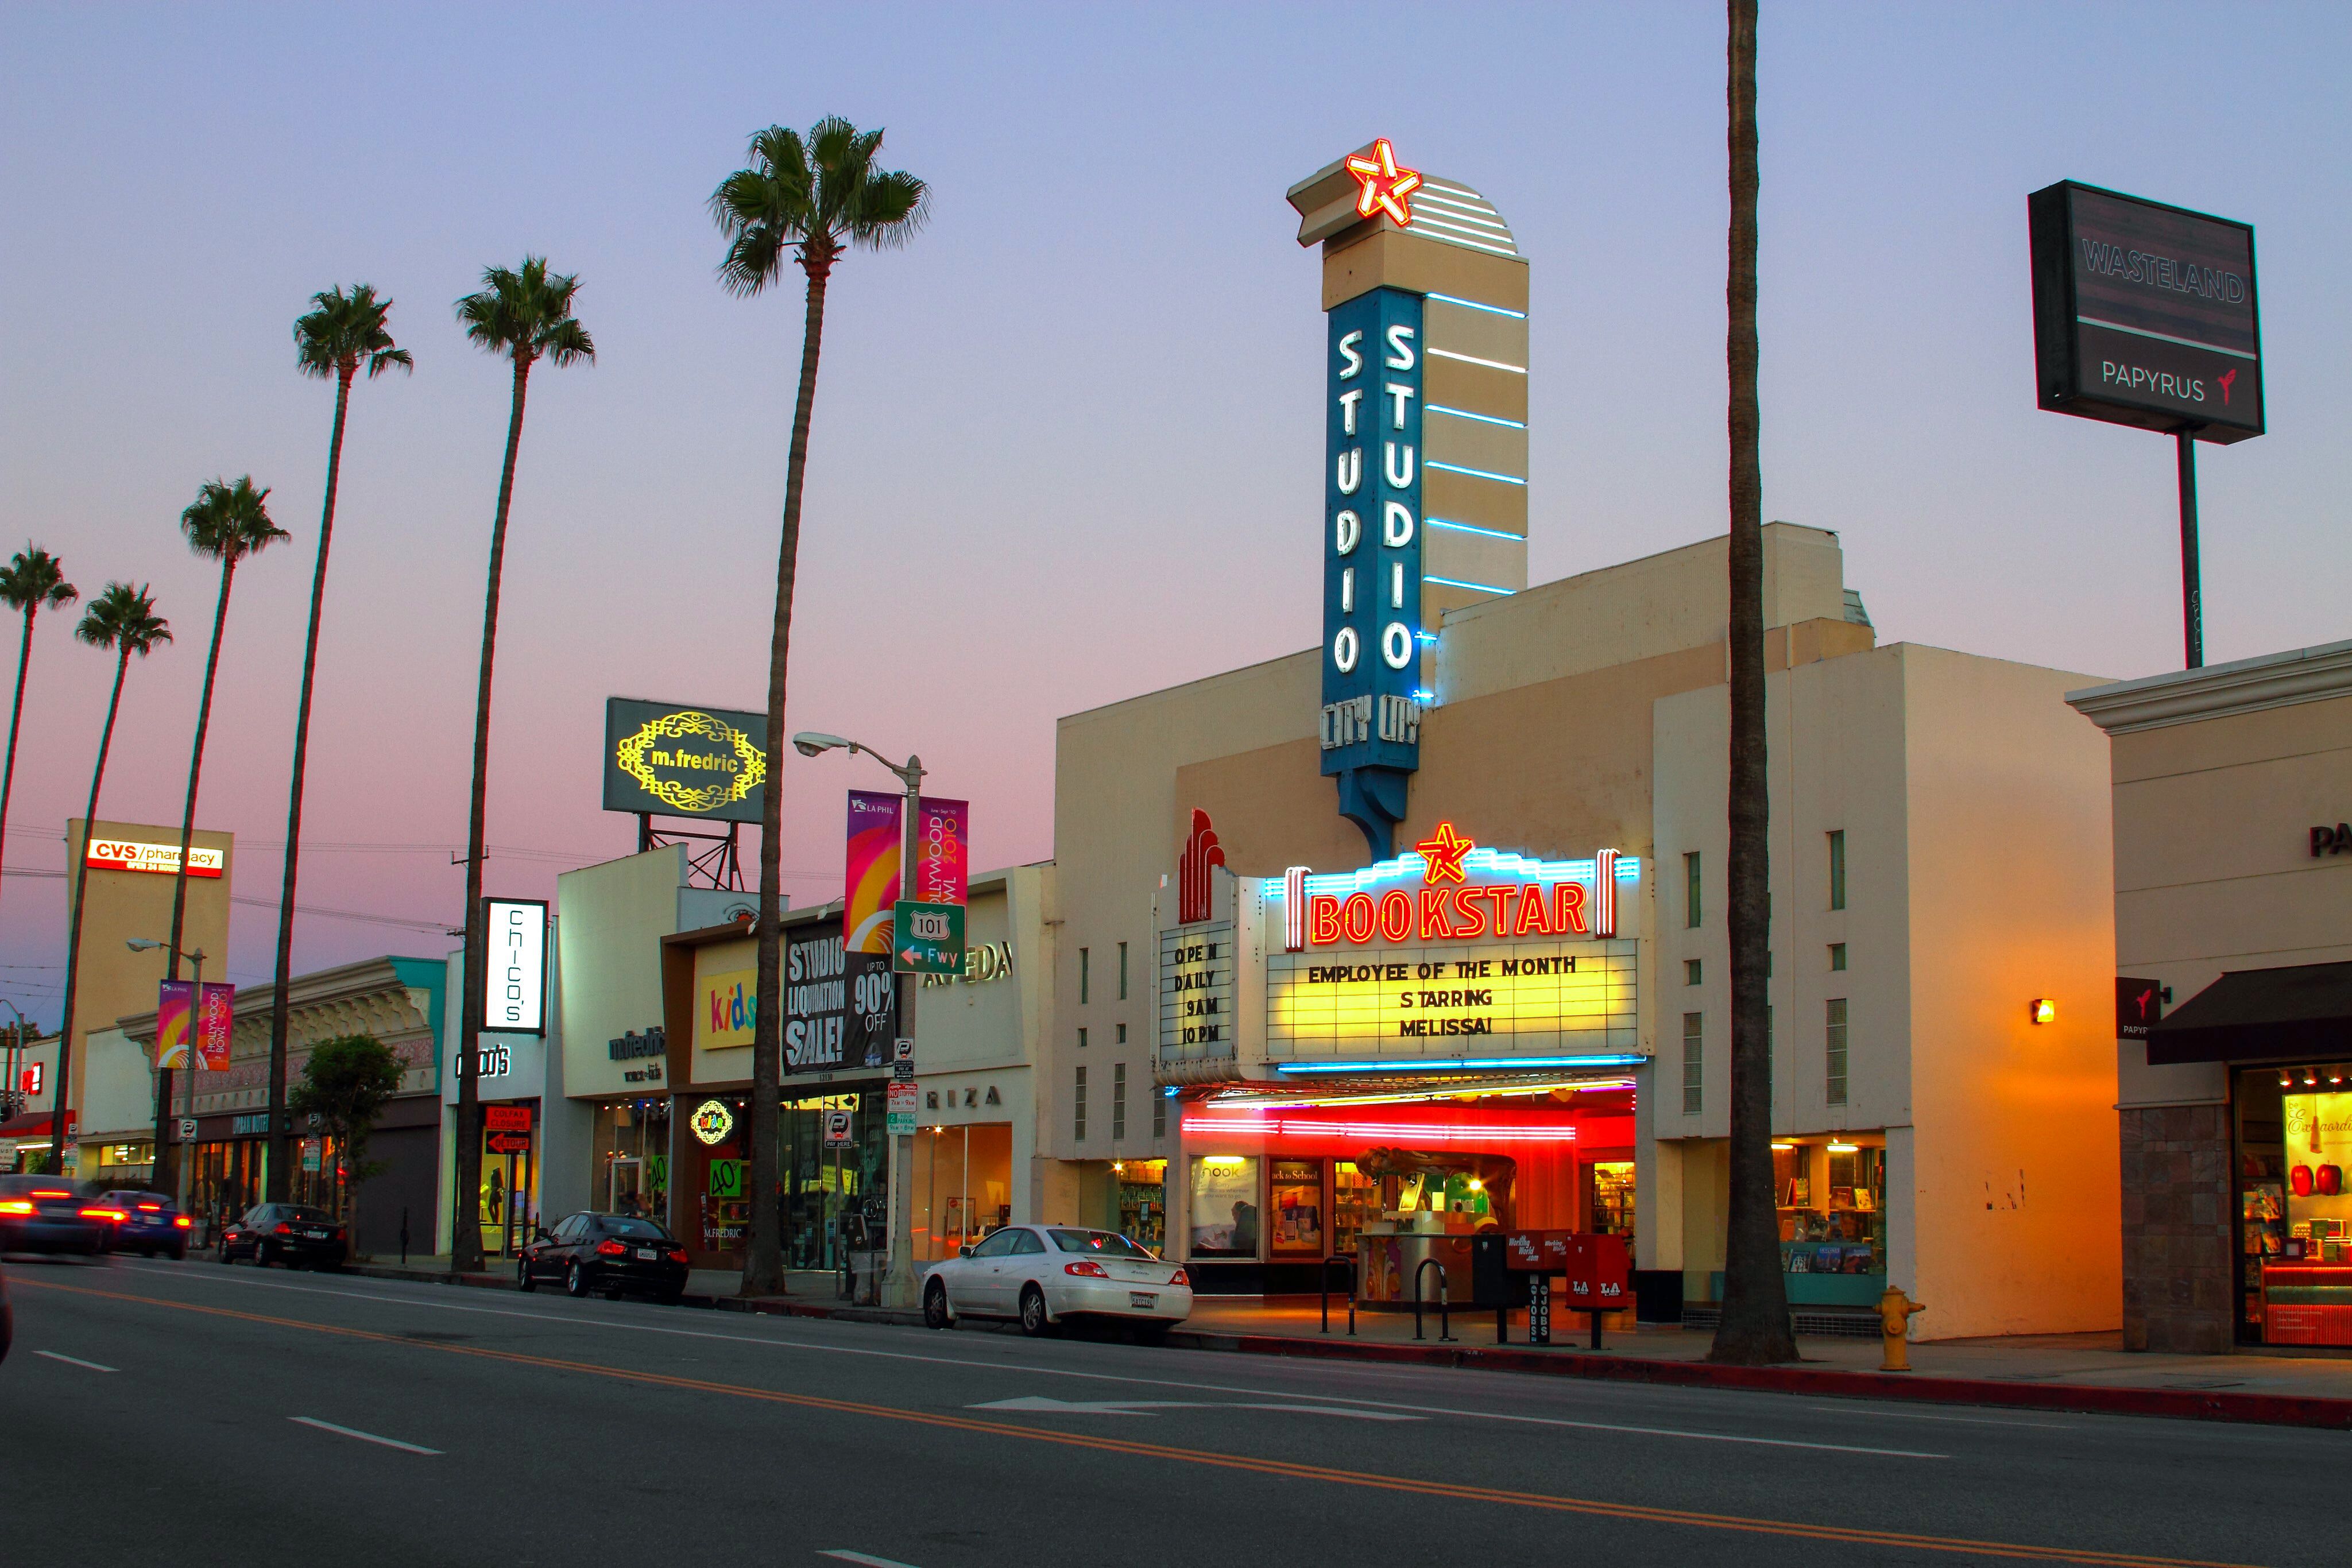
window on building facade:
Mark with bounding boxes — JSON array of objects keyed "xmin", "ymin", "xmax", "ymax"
[
  {"xmin": 1685, "ymin": 958, "xmax": 1702, "ymax": 986},
  {"xmin": 1684, "ymin": 852, "xmax": 1702, "ymax": 928},
  {"xmin": 1077, "ymin": 1026, "xmax": 1088, "ymax": 1050},
  {"xmin": 1826, "ymin": 998, "xmax": 1849, "ymax": 1106},
  {"xmin": 1112, "ymin": 1063, "xmax": 1127, "ymax": 1141},
  {"xmin": 1153, "ymin": 1087, "xmax": 1167, "ymax": 1140},
  {"xmin": 1681, "ymin": 1013, "xmax": 1703, "ymax": 1116},
  {"xmin": 1074, "ymin": 1065, "xmax": 1088, "ymax": 1140},
  {"xmin": 1828, "ymin": 830, "xmax": 1847, "ymax": 911},
  {"xmin": 1079, "ymin": 947, "xmax": 1089, "ymax": 1004},
  {"xmin": 1829, "ymin": 942, "xmax": 1847, "ymax": 971},
  {"xmin": 1116, "ymin": 1023, "xmax": 1126, "ymax": 1045},
  {"xmin": 1118, "ymin": 941, "xmax": 1128, "ymax": 1001}
]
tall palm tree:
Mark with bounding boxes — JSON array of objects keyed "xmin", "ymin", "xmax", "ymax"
[
  {"xmin": 157, "ymin": 477, "xmax": 289, "ymax": 1192},
  {"xmin": 1710, "ymin": 0, "xmax": 1795, "ymax": 1366},
  {"xmin": 711, "ymin": 117, "xmax": 927, "ymax": 1297},
  {"xmin": 264, "ymin": 285, "xmax": 412, "ymax": 1202},
  {"xmin": 50, "ymin": 585, "xmax": 171, "ymax": 1175},
  {"xmin": 0, "ymin": 547, "xmax": 78, "ymax": 924},
  {"xmin": 448, "ymin": 257, "xmax": 593, "ymax": 1273}
]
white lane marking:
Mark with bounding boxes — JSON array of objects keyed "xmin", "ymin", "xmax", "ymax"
[
  {"xmin": 289, "ymin": 1416, "xmax": 441, "ymax": 1455},
  {"xmin": 1803, "ymin": 1403, "xmax": 2071, "ymax": 1430},
  {"xmin": 117, "ymin": 1263, "xmax": 1937, "ymax": 1456},
  {"xmin": 35, "ymin": 1350, "xmax": 119, "ymax": 1372},
  {"xmin": 820, "ymin": 1554, "xmax": 922, "ymax": 1567},
  {"xmin": 973, "ymin": 1395, "xmax": 1420, "ymax": 1420}
]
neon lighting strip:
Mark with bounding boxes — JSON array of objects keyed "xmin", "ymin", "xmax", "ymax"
[
  {"xmin": 1426, "ymin": 459, "xmax": 1525, "ymax": 486},
  {"xmin": 1427, "ymin": 347, "xmax": 1526, "ymax": 374},
  {"xmin": 1425, "ymin": 573, "xmax": 1514, "ymax": 595},
  {"xmin": 1425, "ymin": 404, "xmax": 1526, "ymax": 428},
  {"xmin": 1425, "ymin": 293, "xmax": 1526, "ymax": 321},
  {"xmin": 1271, "ymin": 1054, "xmax": 1648, "ymax": 1076},
  {"xmin": 1207, "ymin": 1078, "xmax": 1635, "ymax": 1110},
  {"xmin": 1414, "ymin": 630, "xmax": 1440, "ymax": 643},
  {"xmin": 1429, "ymin": 517, "xmax": 1525, "ymax": 541},
  {"xmin": 2075, "ymin": 315, "xmax": 2257, "ymax": 361},
  {"xmin": 1185, "ymin": 1114, "xmax": 1579, "ymax": 1144},
  {"xmin": 1263, "ymin": 849, "xmax": 1643, "ymax": 900}
]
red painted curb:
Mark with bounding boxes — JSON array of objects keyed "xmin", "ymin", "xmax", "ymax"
[{"xmin": 1172, "ymin": 1329, "xmax": 2352, "ymax": 1430}]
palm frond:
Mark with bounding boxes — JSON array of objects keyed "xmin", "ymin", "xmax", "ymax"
[
  {"xmin": 180, "ymin": 476, "xmax": 290, "ymax": 563},
  {"xmin": 75, "ymin": 583, "xmax": 171, "ymax": 656},
  {"xmin": 456, "ymin": 257, "xmax": 592, "ymax": 370},
  {"xmin": 0, "ymin": 546, "xmax": 78, "ymax": 613},
  {"xmin": 297, "ymin": 283, "xmax": 403, "ymax": 380}
]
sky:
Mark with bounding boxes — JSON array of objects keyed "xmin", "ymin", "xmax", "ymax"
[{"xmin": 1, "ymin": 3, "xmax": 2345, "ymax": 1020}]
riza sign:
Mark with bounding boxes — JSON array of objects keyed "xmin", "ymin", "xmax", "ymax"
[
  {"xmin": 603, "ymin": 698, "xmax": 769, "ymax": 823},
  {"xmin": 2029, "ymin": 180, "xmax": 2262, "ymax": 442},
  {"xmin": 85, "ymin": 838, "xmax": 225, "ymax": 877},
  {"xmin": 482, "ymin": 899, "xmax": 548, "ymax": 1034}
]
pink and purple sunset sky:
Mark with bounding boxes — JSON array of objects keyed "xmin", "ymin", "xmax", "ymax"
[{"xmin": 2, "ymin": 3, "xmax": 2345, "ymax": 1020}]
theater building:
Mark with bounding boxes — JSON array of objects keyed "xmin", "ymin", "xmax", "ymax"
[
  {"xmin": 2070, "ymin": 638, "xmax": 2352, "ymax": 1352},
  {"xmin": 1037, "ymin": 142, "xmax": 2122, "ymax": 1338}
]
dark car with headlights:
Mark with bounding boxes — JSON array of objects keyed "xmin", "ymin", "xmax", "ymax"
[
  {"xmin": 519, "ymin": 1211, "xmax": 689, "ymax": 1302},
  {"xmin": 99, "ymin": 1190, "xmax": 191, "ymax": 1259},
  {"xmin": 219, "ymin": 1203, "xmax": 347, "ymax": 1269},
  {"xmin": 0, "ymin": 1174, "xmax": 113, "ymax": 1256}
]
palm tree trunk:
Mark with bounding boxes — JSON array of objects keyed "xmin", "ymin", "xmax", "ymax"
[
  {"xmin": 154, "ymin": 558, "xmax": 237, "ymax": 1197},
  {"xmin": 452, "ymin": 357, "xmax": 532, "ymax": 1274},
  {"xmin": 51, "ymin": 651, "xmax": 130, "ymax": 1174},
  {"xmin": 266, "ymin": 368, "xmax": 355, "ymax": 1202},
  {"xmin": 1710, "ymin": 0, "xmax": 1795, "ymax": 1366},
  {"xmin": 745, "ymin": 247, "xmax": 835, "ymax": 1298},
  {"xmin": 0, "ymin": 607, "xmax": 36, "ymax": 926}
]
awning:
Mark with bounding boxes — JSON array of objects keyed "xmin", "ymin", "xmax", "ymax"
[
  {"xmin": 0, "ymin": 1110, "xmax": 57, "ymax": 1137},
  {"xmin": 2146, "ymin": 962, "xmax": 2352, "ymax": 1065}
]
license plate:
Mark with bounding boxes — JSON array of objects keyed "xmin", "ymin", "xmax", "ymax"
[
  {"xmin": 635, "ymin": 1248, "xmax": 657, "ymax": 1260},
  {"xmin": 301, "ymin": 1229, "xmax": 328, "ymax": 1239},
  {"xmin": 1129, "ymin": 1292, "xmax": 1157, "ymax": 1308}
]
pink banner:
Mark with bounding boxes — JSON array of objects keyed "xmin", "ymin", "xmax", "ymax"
[
  {"xmin": 155, "ymin": 979, "xmax": 194, "ymax": 1069},
  {"xmin": 196, "ymin": 981, "xmax": 234, "ymax": 1070},
  {"xmin": 913, "ymin": 797, "xmax": 969, "ymax": 908},
  {"xmin": 844, "ymin": 790, "xmax": 902, "ymax": 954}
]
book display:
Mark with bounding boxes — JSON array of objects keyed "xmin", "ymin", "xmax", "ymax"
[
  {"xmin": 1774, "ymin": 1140, "xmax": 1887, "ymax": 1300},
  {"xmin": 2259, "ymin": 1089, "xmax": 2352, "ymax": 1345}
]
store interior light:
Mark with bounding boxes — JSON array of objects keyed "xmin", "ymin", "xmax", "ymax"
[
  {"xmin": 1826, "ymin": 1142, "xmax": 1860, "ymax": 1153},
  {"xmin": 1771, "ymin": 1142, "xmax": 1796, "ymax": 1151},
  {"xmin": 2030, "ymin": 998, "xmax": 2056, "ymax": 1025},
  {"xmin": 2281, "ymin": 1073, "xmax": 2295, "ymax": 1087},
  {"xmin": 1201, "ymin": 1155, "xmax": 1247, "ymax": 1167}
]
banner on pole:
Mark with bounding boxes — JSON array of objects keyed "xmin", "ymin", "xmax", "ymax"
[
  {"xmin": 912, "ymin": 797, "xmax": 969, "ymax": 908},
  {"xmin": 196, "ymin": 981, "xmax": 234, "ymax": 1070},
  {"xmin": 155, "ymin": 980, "xmax": 194, "ymax": 1069},
  {"xmin": 844, "ymin": 791, "xmax": 902, "ymax": 955}
]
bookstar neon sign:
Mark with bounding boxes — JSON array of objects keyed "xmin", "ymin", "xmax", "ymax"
[{"xmin": 1276, "ymin": 824, "xmax": 1628, "ymax": 948}]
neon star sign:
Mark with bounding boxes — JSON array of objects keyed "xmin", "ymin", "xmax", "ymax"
[
  {"xmin": 1414, "ymin": 822, "xmax": 1474, "ymax": 884},
  {"xmin": 1347, "ymin": 138, "xmax": 1422, "ymax": 227}
]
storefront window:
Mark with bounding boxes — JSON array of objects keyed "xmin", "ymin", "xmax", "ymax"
[
  {"xmin": 594, "ymin": 1099, "xmax": 670, "ymax": 1219},
  {"xmin": 779, "ymin": 1093, "xmax": 888, "ymax": 1271},
  {"xmin": 914, "ymin": 1120, "xmax": 1015, "ymax": 1261},
  {"xmin": 1115, "ymin": 1158, "xmax": 1167, "ymax": 1252},
  {"xmin": 1332, "ymin": 1162, "xmax": 1378, "ymax": 1256},
  {"xmin": 2239, "ymin": 1070, "xmax": 2352, "ymax": 1346},
  {"xmin": 1774, "ymin": 1140, "xmax": 1886, "ymax": 1302},
  {"xmin": 1188, "ymin": 1154, "xmax": 1259, "ymax": 1257},
  {"xmin": 1589, "ymin": 1160, "xmax": 1634, "ymax": 1252},
  {"xmin": 1270, "ymin": 1159, "xmax": 1324, "ymax": 1256}
]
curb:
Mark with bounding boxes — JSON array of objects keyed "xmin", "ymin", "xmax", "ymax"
[
  {"xmin": 1160, "ymin": 1327, "xmax": 2352, "ymax": 1431},
  {"xmin": 332, "ymin": 1263, "xmax": 2349, "ymax": 1431}
]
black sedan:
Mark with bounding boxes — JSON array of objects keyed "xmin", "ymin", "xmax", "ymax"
[
  {"xmin": 219, "ymin": 1203, "xmax": 347, "ymax": 1269},
  {"xmin": 0, "ymin": 1174, "xmax": 113, "ymax": 1256},
  {"xmin": 519, "ymin": 1212, "xmax": 689, "ymax": 1302},
  {"xmin": 99, "ymin": 1190, "xmax": 191, "ymax": 1259}
]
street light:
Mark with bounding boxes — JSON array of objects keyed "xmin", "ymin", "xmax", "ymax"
[
  {"xmin": 792, "ymin": 729, "xmax": 924, "ymax": 1310},
  {"xmin": 129, "ymin": 938, "xmax": 206, "ymax": 1211}
]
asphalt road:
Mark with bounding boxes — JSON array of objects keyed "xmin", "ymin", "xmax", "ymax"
[{"xmin": 2, "ymin": 1251, "xmax": 2338, "ymax": 1567}]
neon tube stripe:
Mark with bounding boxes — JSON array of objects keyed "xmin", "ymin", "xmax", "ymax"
[
  {"xmin": 1424, "ymin": 293, "xmax": 1526, "ymax": 320},
  {"xmin": 1426, "ymin": 460, "xmax": 1525, "ymax": 486},
  {"xmin": 1426, "ymin": 347, "xmax": 1527, "ymax": 374},
  {"xmin": 1425, "ymin": 404, "xmax": 1526, "ymax": 429},
  {"xmin": 1185, "ymin": 1116, "xmax": 1579, "ymax": 1144},
  {"xmin": 1429, "ymin": 517, "xmax": 1525, "ymax": 541},
  {"xmin": 1270, "ymin": 1054, "xmax": 1648, "ymax": 1075},
  {"xmin": 1425, "ymin": 574, "xmax": 1515, "ymax": 595}
]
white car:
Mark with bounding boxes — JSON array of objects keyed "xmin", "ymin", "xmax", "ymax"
[{"xmin": 922, "ymin": 1225, "xmax": 1193, "ymax": 1338}]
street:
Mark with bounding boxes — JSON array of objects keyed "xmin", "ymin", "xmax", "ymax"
[{"xmin": 3, "ymin": 1255, "xmax": 2333, "ymax": 1567}]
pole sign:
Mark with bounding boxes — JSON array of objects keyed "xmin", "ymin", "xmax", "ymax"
[
  {"xmin": 912, "ymin": 797, "xmax": 969, "ymax": 908},
  {"xmin": 2029, "ymin": 180, "xmax": 2263, "ymax": 443},
  {"xmin": 885, "ymin": 1081, "xmax": 919, "ymax": 1136},
  {"xmin": 156, "ymin": 979, "xmax": 195, "ymax": 1070},
  {"xmin": 892, "ymin": 900, "xmax": 965, "ymax": 975},
  {"xmin": 603, "ymin": 698, "xmax": 769, "ymax": 822},
  {"xmin": 823, "ymin": 1109, "xmax": 853, "ymax": 1147},
  {"xmin": 196, "ymin": 981, "xmax": 233, "ymax": 1070},
  {"xmin": 482, "ymin": 899, "xmax": 549, "ymax": 1035}
]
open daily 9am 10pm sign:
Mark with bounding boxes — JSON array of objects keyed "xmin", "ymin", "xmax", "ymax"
[
  {"xmin": 604, "ymin": 698, "xmax": 769, "ymax": 823},
  {"xmin": 2029, "ymin": 180, "xmax": 2262, "ymax": 442}
]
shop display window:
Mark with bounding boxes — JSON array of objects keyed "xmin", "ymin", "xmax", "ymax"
[
  {"xmin": 1332, "ymin": 1162, "xmax": 1378, "ymax": 1256},
  {"xmin": 1189, "ymin": 1155, "xmax": 1260, "ymax": 1257},
  {"xmin": 1589, "ymin": 1160, "xmax": 1634, "ymax": 1255},
  {"xmin": 2242, "ymin": 1075, "xmax": 2352, "ymax": 1346},
  {"xmin": 1115, "ymin": 1158, "xmax": 1167, "ymax": 1252},
  {"xmin": 1774, "ymin": 1141, "xmax": 1886, "ymax": 1297},
  {"xmin": 1270, "ymin": 1159, "xmax": 1325, "ymax": 1256}
]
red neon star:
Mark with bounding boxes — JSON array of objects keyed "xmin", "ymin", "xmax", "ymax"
[
  {"xmin": 1414, "ymin": 821, "xmax": 1475, "ymax": 884},
  {"xmin": 1347, "ymin": 138, "xmax": 1422, "ymax": 227}
]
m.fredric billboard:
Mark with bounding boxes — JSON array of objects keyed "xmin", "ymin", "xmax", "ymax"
[
  {"xmin": 2030, "ymin": 180, "xmax": 2263, "ymax": 442},
  {"xmin": 603, "ymin": 698, "xmax": 769, "ymax": 822}
]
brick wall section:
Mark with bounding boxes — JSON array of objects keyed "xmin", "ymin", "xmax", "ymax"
[{"xmin": 2119, "ymin": 1105, "xmax": 2234, "ymax": 1353}]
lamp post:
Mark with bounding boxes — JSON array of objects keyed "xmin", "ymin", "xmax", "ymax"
[
  {"xmin": 129, "ymin": 938, "xmax": 204, "ymax": 1211},
  {"xmin": 793, "ymin": 730, "xmax": 924, "ymax": 1310}
]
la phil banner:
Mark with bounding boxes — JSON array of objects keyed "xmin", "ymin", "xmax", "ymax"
[
  {"xmin": 846, "ymin": 792, "xmax": 974, "ymax": 955},
  {"xmin": 156, "ymin": 980, "xmax": 234, "ymax": 1070}
]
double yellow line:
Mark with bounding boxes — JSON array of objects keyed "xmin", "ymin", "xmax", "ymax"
[{"xmin": 23, "ymin": 1277, "xmax": 2257, "ymax": 1568}]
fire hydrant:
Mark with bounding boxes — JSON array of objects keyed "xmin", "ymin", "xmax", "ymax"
[{"xmin": 1878, "ymin": 1286, "xmax": 1925, "ymax": 1371}]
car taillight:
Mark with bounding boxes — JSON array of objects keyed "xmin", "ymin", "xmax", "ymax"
[
  {"xmin": 138, "ymin": 1202, "xmax": 162, "ymax": 1212},
  {"xmin": 596, "ymin": 1239, "xmax": 626, "ymax": 1256},
  {"xmin": 83, "ymin": 1207, "xmax": 126, "ymax": 1221},
  {"xmin": 33, "ymin": 1189, "xmax": 69, "ymax": 1199},
  {"xmin": 274, "ymin": 1222, "xmax": 293, "ymax": 1236},
  {"xmin": 666, "ymin": 1248, "xmax": 688, "ymax": 1263},
  {"xmin": 1064, "ymin": 1260, "xmax": 1110, "ymax": 1278},
  {"xmin": 175, "ymin": 1215, "xmax": 192, "ymax": 1228},
  {"xmin": 1170, "ymin": 1268, "xmax": 1190, "ymax": 1287},
  {"xmin": 0, "ymin": 1199, "xmax": 32, "ymax": 1214}
]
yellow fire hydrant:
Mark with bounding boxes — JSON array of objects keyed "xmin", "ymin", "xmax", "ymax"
[{"xmin": 1878, "ymin": 1286, "xmax": 1925, "ymax": 1371}]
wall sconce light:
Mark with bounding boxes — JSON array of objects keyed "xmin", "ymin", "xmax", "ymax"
[
  {"xmin": 2030, "ymin": 998, "xmax": 2056, "ymax": 1025},
  {"xmin": 1770, "ymin": 1142, "xmax": 1796, "ymax": 1152},
  {"xmin": 1826, "ymin": 1142, "xmax": 1860, "ymax": 1154}
]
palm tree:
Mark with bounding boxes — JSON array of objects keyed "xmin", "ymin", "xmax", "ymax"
[
  {"xmin": 156, "ymin": 477, "xmax": 289, "ymax": 1193},
  {"xmin": 50, "ymin": 584, "xmax": 171, "ymax": 1175},
  {"xmin": 711, "ymin": 117, "xmax": 928, "ymax": 1297},
  {"xmin": 448, "ymin": 257, "xmax": 594, "ymax": 1273},
  {"xmin": 264, "ymin": 285, "xmax": 412, "ymax": 1202},
  {"xmin": 0, "ymin": 547, "xmax": 78, "ymax": 924},
  {"xmin": 1709, "ymin": 0, "xmax": 1795, "ymax": 1366}
]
